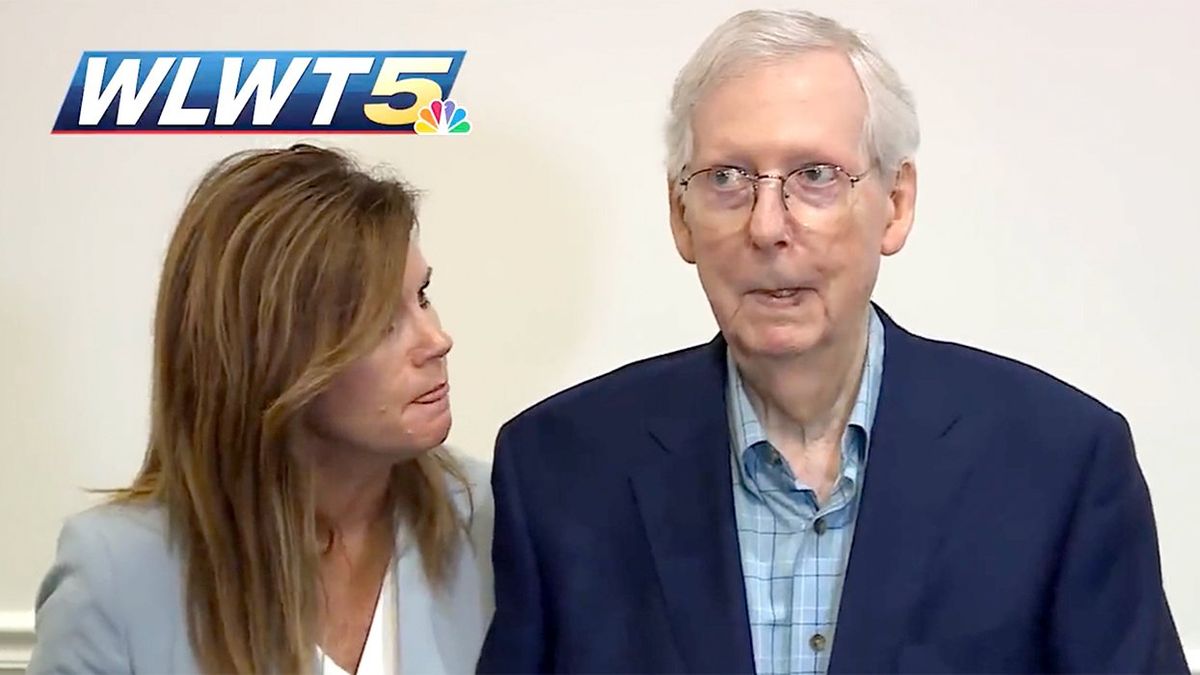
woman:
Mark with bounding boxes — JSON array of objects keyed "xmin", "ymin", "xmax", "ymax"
[{"xmin": 27, "ymin": 144, "xmax": 493, "ymax": 674}]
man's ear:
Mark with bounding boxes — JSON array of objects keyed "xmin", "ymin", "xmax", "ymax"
[
  {"xmin": 668, "ymin": 176, "xmax": 696, "ymax": 264},
  {"xmin": 881, "ymin": 160, "xmax": 917, "ymax": 256}
]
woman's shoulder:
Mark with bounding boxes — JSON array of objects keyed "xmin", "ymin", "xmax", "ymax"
[
  {"xmin": 29, "ymin": 500, "xmax": 186, "ymax": 675},
  {"xmin": 430, "ymin": 448, "xmax": 495, "ymax": 636},
  {"xmin": 46, "ymin": 500, "xmax": 182, "ymax": 599},
  {"xmin": 439, "ymin": 448, "xmax": 491, "ymax": 514},
  {"xmin": 56, "ymin": 499, "xmax": 174, "ymax": 566},
  {"xmin": 439, "ymin": 447, "xmax": 494, "ymax": 563}
]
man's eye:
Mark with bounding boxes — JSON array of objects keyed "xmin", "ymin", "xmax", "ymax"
[
  {"xmin": 796, "ymin": 165, "xmax": 838, "ymax": 186},
  {"xmin": 707, "ymin": 168, "xmax": 746, "ymax": 191}
]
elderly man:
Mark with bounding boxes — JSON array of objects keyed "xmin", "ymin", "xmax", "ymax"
[{"xmin": 477, "ymin": 9, "xmax": 1187, "ymax": 675}]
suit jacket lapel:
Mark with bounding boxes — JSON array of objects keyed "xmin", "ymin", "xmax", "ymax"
[
  {"xmin": 829, "ymin": 307, "xmax": 981, "ymax": 673},
  {"xmin": 631, "ymin": 336, "xmax": 756, "ymax": 674}
]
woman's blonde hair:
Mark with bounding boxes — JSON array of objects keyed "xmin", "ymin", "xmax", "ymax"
[{"xmin": 115, "ymin": 143, "xmax": 468, "ymax": 674}]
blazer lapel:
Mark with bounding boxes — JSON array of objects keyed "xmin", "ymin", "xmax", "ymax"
[
  {"xmin": 631, "ymin": 336, "xmax": 756, "ymax": 674},
  {"xmin": 828, "ymin": 307, "xmax": 982, "ymax": 674}
]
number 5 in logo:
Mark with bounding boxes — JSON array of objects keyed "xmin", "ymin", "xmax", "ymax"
[{"xmin": 363, "ymin": 57, "xmax": 453, "ymax": 127}]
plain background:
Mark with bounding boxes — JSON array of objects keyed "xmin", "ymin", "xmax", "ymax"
[{"xmin": 1, "ymin": 0, "xmax": 1197, "ymax": 667}]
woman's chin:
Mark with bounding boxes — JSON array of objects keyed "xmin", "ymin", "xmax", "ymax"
[
  {"xmin": 370, "ymin": 416, "xmax": 453, "ymax": 461},
  {"xmin": 415, "ymin": 415, "xmax": 453, "ymax": 452}
]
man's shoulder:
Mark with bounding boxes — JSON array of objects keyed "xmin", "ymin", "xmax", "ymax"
[
  {"xmin": 902, "ymin": 325, "xmax": 1122, "ymax": 426},
  {"xmin": 499, "ymin": 339, "xmax": 717, "ymax": 437}
]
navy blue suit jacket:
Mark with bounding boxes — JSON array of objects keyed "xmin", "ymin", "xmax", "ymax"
[{"xmin": 477, "ymin": 307, "xmax": 1187, "ymax": 673}]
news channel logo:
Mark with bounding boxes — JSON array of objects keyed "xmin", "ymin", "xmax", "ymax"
[{"xmin": 52, "ymin": 51, "xmax": 472, "ymax": 135}]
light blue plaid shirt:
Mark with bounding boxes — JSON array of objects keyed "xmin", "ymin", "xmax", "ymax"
[{"xmin": 727, "ymin": 308, "xmax": 885, "ymax": 675}]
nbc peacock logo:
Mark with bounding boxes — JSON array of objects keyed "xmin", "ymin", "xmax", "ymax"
[{"xmin": 414, "ymin": 99, "xmax": 471, "ymax": 135}]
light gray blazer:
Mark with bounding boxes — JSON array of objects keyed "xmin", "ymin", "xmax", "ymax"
[{"xmin": 26, "ymin": 455, "xmax": 495, "ymax": 675}]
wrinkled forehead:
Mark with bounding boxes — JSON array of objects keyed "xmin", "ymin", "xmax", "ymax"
[{"xmin": 689, "ymin": 50, "xmax": 870, "ymax": 169}]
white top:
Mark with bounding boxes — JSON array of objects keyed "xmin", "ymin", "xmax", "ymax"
[{"xmin": 318, "ymin": 562, "xmax": 397, "ymax": 675}]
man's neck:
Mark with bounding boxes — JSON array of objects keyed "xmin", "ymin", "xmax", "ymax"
[{"xmin": 734, "ymin": 312, "xmax": 870, "ymax": 454}]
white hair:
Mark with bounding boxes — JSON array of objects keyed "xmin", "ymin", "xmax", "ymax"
[{"xmin": 666, "ymin": 9, "xmax": 920, "ymax": 185}]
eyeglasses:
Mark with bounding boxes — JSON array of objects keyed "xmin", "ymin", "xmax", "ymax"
[{"xmin": 677, "ymin": 163, "xmax": 872, "ymax": 231}]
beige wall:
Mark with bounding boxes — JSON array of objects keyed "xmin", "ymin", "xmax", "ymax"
[{"xmin": 1, "ymin": 0, "xmax": 1197, "ymax": 668}]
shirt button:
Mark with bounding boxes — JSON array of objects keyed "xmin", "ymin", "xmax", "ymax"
[
  {"xmin": 814, "ymin": 517, "xmax": 828, "ymax": 535},
  {"xmin": 809, "ymin": 633, "xmax": 827, "ymax": 652}
]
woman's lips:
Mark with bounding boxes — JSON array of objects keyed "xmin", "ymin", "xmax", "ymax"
[{"xmin": 414, "ymin": 382, "xmax": 449, "ymax": 404}]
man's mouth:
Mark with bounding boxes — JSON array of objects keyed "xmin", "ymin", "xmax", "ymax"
[
  {"xmin": 760, "ymin": 288, "xmax": 802, "ymax": 298},
  {"xmin": 749, "ymin": 287, "xmax": 810, "ymax": 306}
]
